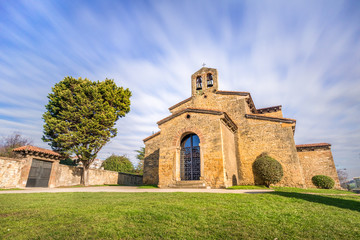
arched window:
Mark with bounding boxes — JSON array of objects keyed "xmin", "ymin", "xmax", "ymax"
[
  {"xmin": 207, "ymin": 73, "xmax": 213, "ymax": 87},
  {"xmin": 196, "ymin": 76, "xmax": 202, "ymax": 90},
  {"xmin": 180, "ymin": 134, "xmax": 200, "ymax": 180}
]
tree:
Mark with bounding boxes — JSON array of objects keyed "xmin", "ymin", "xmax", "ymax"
[
  {"xmin": 134, "ymin": 147, "xmax": 145, "ymax": 175},
  {"xmin": 0, "ymin": 132, "xmax": 33, "ymax": 158},
  {"xmin": 252, "ymin": 153, "xmax": 283, "ymax": 187},
  {"xmin": 42, "ymin": 77, "xmax": 131, "ymax": 185},
  {"xmin": 337, "ymin": 168, "xmax": 348, "ymax": 189},
  {"xmin": 101, "ymin": 154, "xmax": 134, "ymax": 173}
]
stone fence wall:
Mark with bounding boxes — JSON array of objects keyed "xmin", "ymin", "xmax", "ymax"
[
  {"xmin": 0, "ymin": 157, "xmax": 23, "ymax": 188},
  {"xmin": 118, "ymin": 172, "xmax": 143, "ymax": 185},
  {"xmin": 0, "ymin": 156, "xmax": 143, "ymax": 188}
]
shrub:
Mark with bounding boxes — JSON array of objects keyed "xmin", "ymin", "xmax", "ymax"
[
  {"xmin": 312, "ymin": 175, "xmax": 335, "ymax": 189},
  {"xmin": 60, "ymin": 158, "xmax": 77, "ymax": 166},
  {"xmin": 253, "ymin": 154, "xmax": 283, "ymax": 187},
  {"xmin": 102, "ymin": 154, "xmax": 134, "ymax": 173}
]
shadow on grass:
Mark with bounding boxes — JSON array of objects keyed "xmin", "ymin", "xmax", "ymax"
[{"xmin": 271, "ymin": 192, "xmax": 360, "ymax": 212}]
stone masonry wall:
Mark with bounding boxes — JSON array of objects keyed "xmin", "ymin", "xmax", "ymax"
[
  {"xmin": 56, "ymin": 165, "xmax": 121, "ymax": 186},
  {"xmin": 1, "ymin": 156, "xmax": 135, "ymax": 188},
  {"xmin": 260, "ymin": 111, "xmax": 283, "ymax": 118},
  {"xmin": 220, "ymin": 121, "xmax": 238, "ymax": 187},
  {"xmin": 237, "ymin": 118, "xmax": 306, "ymax": 187},
  {"xmin": 0, "ymin": 157, "xmax": 23, "ymax": 188},
  {"xmin": 88, "ymin": 168, "xmax": 118, "ymax": 185},
  {"xmin": 143, "ymin": 136, "xmax": 160, "ymax": 185},
  {"xmin": 297, "ymin": 148, "xmax": 340, "ymax": 188},
  {"xmin": 55, "ymin": 164, "xmax": 82, "ymax": 186},
  {"xmin": 155, "ymin": 112, "xmax": 225, "ymax": 188}
]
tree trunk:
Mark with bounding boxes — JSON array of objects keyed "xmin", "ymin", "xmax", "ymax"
[{"xmin": 80, "ymin": 161, "xmax": 90, "ymax": 186}]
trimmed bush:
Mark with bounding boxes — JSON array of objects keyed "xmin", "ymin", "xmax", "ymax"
[
  {"xmin": 312, "ymin": 175, "xmax": 335, "ymax": 189},
  {"xmin": 252, "ymin": 154, "xmax": 283, "ymax": 187}
]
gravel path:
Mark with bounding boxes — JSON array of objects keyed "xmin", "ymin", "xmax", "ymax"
[{"xmin": 0, "ymin": 186, "xmax": 274, "ymax": 194}]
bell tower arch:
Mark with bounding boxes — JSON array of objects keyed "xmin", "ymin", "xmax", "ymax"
[{"xmin": 191, "ymin": 67, "xmax": 218, "ymax": 96}]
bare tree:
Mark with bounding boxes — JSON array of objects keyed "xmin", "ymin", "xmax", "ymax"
[
  {"xmin": 337, "ymin": 168, "xmax": 348, "ymax": 189},
  {"xmin": 0, "ymin": 132, "xmax": 33, "ymax": 158}
]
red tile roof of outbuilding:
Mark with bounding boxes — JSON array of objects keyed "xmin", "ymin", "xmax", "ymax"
[{"xmin": 12, "ymin": 145, "xmax": 61, "ymax": 157}]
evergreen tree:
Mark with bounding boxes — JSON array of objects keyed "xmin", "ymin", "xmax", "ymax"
[
  {"xmin": 135, "ymin": 147, "xmax": 145, "ymax": 174},
  {"xmin": 42, "ymin": 76, "xmax": 131, "ymax": 185}
]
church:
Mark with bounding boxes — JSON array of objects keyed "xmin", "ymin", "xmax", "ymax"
[{"xmin": 143, "ymin": 67, "xmax": 340, "ymax": 188}]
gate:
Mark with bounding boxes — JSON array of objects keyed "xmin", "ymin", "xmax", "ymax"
[{"xmin": 26, "ymin": 159, "xmax": 53, "ymax": 187}]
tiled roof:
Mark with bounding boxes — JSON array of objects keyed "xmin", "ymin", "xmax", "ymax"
[
  {"xmin": 245, "ymin": 114, "xmax": 296, "ymax": 123},
  {"xmin": 256, "ymin": 105, "xmax": 282, "ymax": 114},
  {"xmin": 215, "ymin": 90, "xmax": 250, "ymax": 96},
  {"xmin": 296, "ymin": 143, "xmax": 331, "ymax": 148},
  {"xmin": 13, "ymin": 145, "xmax": 61, "ymax": 157}
]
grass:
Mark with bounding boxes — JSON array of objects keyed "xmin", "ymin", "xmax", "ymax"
[
  {"xmin": 57, "ymin": 184, "xmax": 123, "ymax": 188},
  {"xmin": 228, "ymin": 185, "xmax": 355, "ymax": 195},
  {"xmin": 0, "ymin": 190, "xmax": 359, "ymax": 239},
  {"xmin": 272, "ymin": 186, "xmax": 356, "ymax": 195},
  {"xmin": 0, "ymin": 188, "xmax": 23, "ymax": 191},
  {"xmin": 138, "ymin": 185, "xmax": 159, "ymax": 189},
  {"xmin": 227, "ymin": 185, "xmax": 268, "ymax": 190}
]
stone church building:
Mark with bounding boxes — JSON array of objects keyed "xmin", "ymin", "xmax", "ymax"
[{"xmin": 143, "ymin": 67, "xmax": 340, "ymax": 188}]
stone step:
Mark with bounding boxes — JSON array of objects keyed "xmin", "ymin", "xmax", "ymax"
[{"xmin": 169, "ymin": 180, "xmax": 207, "ymax": 189}]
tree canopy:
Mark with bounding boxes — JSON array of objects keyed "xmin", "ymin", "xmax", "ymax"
[
  {"xmin": 135, "ymin": 147, "xmax": 145, "ymax": 175},
  {"xmin": 101, "ymin": 154, "xmax": 134, "ymax": 173},
  {"xmin": 42, "ymin": 76, "xmax": 131, "ymax": 185},
  {"xmin": 0, "ymin": 132, "xmax": 33, "ymax": 158}
]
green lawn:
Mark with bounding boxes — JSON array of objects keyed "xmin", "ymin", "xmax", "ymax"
[
  {"xmin": 0, "ymin": 188, "xmax": 23, "ymax": 191},
  {"xmin": 272, "ymin": 186, "xmax": 356, "ymax": 195},
  {"xmin": 0, "ymin": 191, "xmax": 359, "ymax": 239},
  {"xmin": 227, "ymin": 185, "xmax": 268, "ymax": 190}
]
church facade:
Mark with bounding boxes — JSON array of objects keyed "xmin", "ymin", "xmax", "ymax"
[{"xmin": 143, "ymin": 67, "xmax": 340, "ymax": 188}]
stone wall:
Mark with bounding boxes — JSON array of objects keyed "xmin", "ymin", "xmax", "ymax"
[
  {"xmin": 220, "ymin": 121, "xmax": 238, "ymax": 187},
  {"xmin": 55, "ymin": 165, "xmax": 141, "ymax": 186},
  {"xmin": 297, "ymin": 146, "xmax": 340, "ymax": 188},
  {"xmin": 1, "ymin": 156, "xmax": 143, "ymax": 188},
  {"xmin": 155, "ymin": 111, "xmax": 226, "ymax": 188},
  {"xmin": 88, "ymin": 168, "xmax": 118, "ymax": 186},
  {"xmin": 0, "ymin": 157, "xmax": 23, "ymax": 188},
  {"xmin": 237, "ymin": 118, "xmax": 305, "ymax": 187},
  {"xmin": 55, "ymin": 164, "xmax": 82, "ymax": 186},
  {"xmin": 143, "ymin": 136, "xmax": 160, "ymax": 185},
  {"xmin": 117, "ymin": 173, "xmax": 143, "ymax": 185}
]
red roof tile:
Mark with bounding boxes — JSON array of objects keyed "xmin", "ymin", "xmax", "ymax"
[
  {"xmin": 296, "ymin": 143, "xmax": 331, "ymax": 148},
  {"xmin": 245, "ymin": 114, "xmax": 296, "ymax": 123},
  {"xmin": 13, "ymin": 145, "xmax": 61, "ymax": 157}
]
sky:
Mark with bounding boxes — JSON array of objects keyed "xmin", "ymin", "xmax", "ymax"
[{"xmin": 0, "ymin": 0, "xmax": 359, "ymax": 179}]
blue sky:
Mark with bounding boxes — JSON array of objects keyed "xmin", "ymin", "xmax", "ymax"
[{"xmin": 1, "ymin": 0, "xmax": 359, "ymax": 179}]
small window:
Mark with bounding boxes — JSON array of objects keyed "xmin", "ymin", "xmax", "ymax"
[
  {"xmin": 196, "ymin": 76, "xmax": 202, "ymax": 90},
  {"xmin": 207, "ymin": 73, "xmax": 213, "ymax": 87}
]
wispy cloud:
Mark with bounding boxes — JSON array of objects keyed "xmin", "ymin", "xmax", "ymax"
[{"xmin": 0, "ymin": 0, "xmax": 359, "ymax": 177}]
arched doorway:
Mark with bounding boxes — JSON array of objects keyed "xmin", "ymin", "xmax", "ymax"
[{"xmin": 180, "ymin": 134, "xmax": 200, "ymax": 180}]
